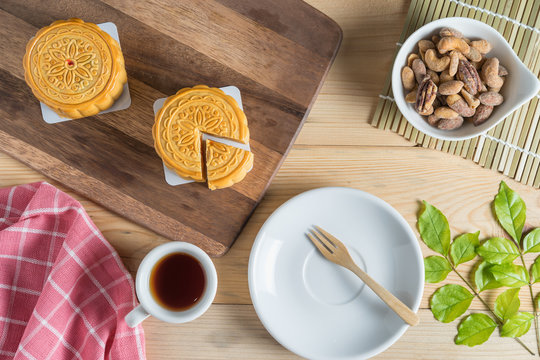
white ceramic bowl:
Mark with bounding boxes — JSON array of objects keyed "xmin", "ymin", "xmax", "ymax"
[
  {"xmin": 392, "ymin": 17, "xmax": 540, "ymax": 141},
  {"xmin": 248, "ymin": 187, "xmax": 424, "ymax": 360}
]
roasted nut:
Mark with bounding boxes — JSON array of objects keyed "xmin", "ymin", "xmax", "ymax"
[
  {"xmin": 405, "ymin": 86, "xmax": 418, "ymax": 103},
  {"xmin": 418, "ymin": 39, "xmax": 436, "ymax": 53},
  {"xmin": 498, "ymin": 65, "xmax": 509, "ymax": 76},
  {"xmin": 407, "ymin": 53, "xmax": 420, "ymax": 67},
  {"xmin": 432, "ymin": 35, "xmax": 441, "ymax": 46},
  {"xmin": 472, "ymin": 56, "xmax": 486, "ymax": 70},
  {"xmin": 439, "ymin": 80, "xmax": 464, "ymax": 95},
  {"xmin": 435, "ymin": 106, "xmax": 459, "ymax": 119},
  {"xmin": 415, "ymin": 78, "xmax": 437, "ymax": 115},
  {"xmin": 457, "ymin": 59, "xmax": 482, "ymax": 95},
  {"xmin": 482, "ymin": 58, "xmax": 504, "ymax": 88},
  {"xmin": 438, "ymin": 36, "xmax": 470, "ymax": 54},
  {"xmin": 489, "ymin": 85, "xmax": 503, "ymax": 93},
  {"xmin": 427, "ymin": 69, "xmax": 440, "ymax": 85},
  {"xmin": 480, "ymin": 82, "xmax": 488, "ymax": 92},
  {"xmin": 440, "ymin": 70, "xmax": 454, "ymax": 83},
  {"xmin": 402, "ymin": 66, "xmax": 416, "ymax": 90},
  {"xmin": 438, "ymin": 116, "xmax": 464, "ymax": 130},
  {"xmin": 471, "ymin": 104, "xmax": 494, "ymax": 126},
  {"xmin": 461, "ymin": 89, "xmax": 480, "ymax": 109},
  {"xmin": 440, "ymin": 27, "xmax": 463, "ymax": 38},
  {"xmin": 465, "ymin": 46, "xmax": 482, "ymax": 62},
  {"xmin": 479, "ymin": 91, "xmax": 504, "ymax": 106},
  {"xmin": 463, "ymin": 37, "xmax": 472, "ymax": 45},
  {"xmin": 427, "ymin": 114, "xmax": 439, "ymax": 126},
  {"xmin": 449, "ymin": 51, "xmax": 460, "ymax": 76},
  {"xmin": 471, "ymin": 40, "xmax": 492, "ymax": 54},
  {"xmin": 436, "ymin": 93, "xmax": 447, "ymax": 106},
  {"xmin": 419, "ymin": 106, "xmax": 434, "ymax": 116},
  {"xmin": 412, "ymin": 58, "xmax": 427, "ymax": 84},
  {"xmin": 447, "ymin": 94, "xmax": 476, "ymax": 117},
  {"xmin": 424, "ymin": 49, "xmax": 450, "ymax": 72}
]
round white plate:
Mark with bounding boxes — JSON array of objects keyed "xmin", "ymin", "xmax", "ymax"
[{"xmin": 248, "ymin": 187, "xmax": 424, "ymax": 360}]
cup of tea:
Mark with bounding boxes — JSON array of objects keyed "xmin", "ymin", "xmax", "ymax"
[{"xmin": 125, "ymin": 242, "xmax": 218, "ymax": 327}]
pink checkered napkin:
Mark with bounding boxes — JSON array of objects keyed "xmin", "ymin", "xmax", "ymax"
[{"xmin": 0, "ymin": 182, "xmax": 145, "ymax": 360}]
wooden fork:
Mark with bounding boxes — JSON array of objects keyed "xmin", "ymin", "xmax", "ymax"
[{"xmin": 307, "ymin": 226, "xmax": 419, "ymax": 326}]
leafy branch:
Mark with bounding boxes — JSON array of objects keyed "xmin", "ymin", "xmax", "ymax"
[{"xmin": 420, "ymin": 181, "xmax": 540, "ymax": 355}]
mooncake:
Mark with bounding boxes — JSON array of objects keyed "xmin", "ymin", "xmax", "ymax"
[
  {"xmin": 152, "ymin": 85, "xmax": 252, "ymax": 189},
  {"xmin": 23, "ymin": 18, "xmax": 127, "ymax": 119}
]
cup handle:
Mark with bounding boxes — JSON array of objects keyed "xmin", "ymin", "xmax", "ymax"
[{"xmin": 125, "ymin": 305, "xmax": 150, "ymax": 328}]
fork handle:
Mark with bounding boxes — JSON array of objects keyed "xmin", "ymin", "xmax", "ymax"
[{"xmin": 348, "ymin": 263, "xmax": 419, "ymax": 326}]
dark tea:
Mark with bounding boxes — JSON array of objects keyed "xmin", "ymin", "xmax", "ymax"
[{"xmin": 150, "ymin": 252, "xmax": 206, "ymax": 311}]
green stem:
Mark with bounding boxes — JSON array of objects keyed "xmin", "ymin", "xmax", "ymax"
[
  {"xmin": 449, "ymin": 259, "xmax": 535, "ymax": 356},
  {"xmin": 519, "ymin": 252, "xmax": 540, "ymax": 356}
]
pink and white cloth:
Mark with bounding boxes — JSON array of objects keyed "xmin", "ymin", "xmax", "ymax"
[{"xmin": 0, "ymin": 182, "xmax": 145, "ymax": 360}]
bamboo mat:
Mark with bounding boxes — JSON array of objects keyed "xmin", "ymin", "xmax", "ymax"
[{"xmin": 372, "ymin": 0, "xmax": 540, "ymax": 187}]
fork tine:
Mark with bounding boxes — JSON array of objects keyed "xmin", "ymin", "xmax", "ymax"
[
  {"xmin": 314, "ymin": 226, "xmax": 340, "ymax": 248},
  {"xmin": 309, "ymin": 228, "xmax": 336, "ymax": 253},
  {"xmin": 306, "ymin": 232, "xmax": 334, "ymax": 260}
]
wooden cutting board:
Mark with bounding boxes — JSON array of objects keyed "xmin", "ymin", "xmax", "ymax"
[{"xmin": 0, "ymin": 0, "xmax": 341, "ymax": 256}]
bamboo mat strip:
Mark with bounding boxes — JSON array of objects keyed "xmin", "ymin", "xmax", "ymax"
[{"xmin": 372, "ymin": 0, "xmax": 540, "ymax": 187}]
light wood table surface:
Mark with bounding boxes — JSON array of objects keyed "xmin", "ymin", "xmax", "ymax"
[{"xmin": 2, "ymin": 0, "xmax": 540, "ymax": 358}]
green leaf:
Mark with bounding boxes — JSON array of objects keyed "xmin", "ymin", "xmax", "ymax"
[
  {"xmin": 501, "ymin": 312, "xmax": 534, "ymax": 338},
  {"xmin": 455, "ymin": 313, "xmax": 497, "ymax": 346},
  {"xmin": 475, "ymin": 261, "xmax": 502, "ymax": 292},
  {"xmin": 450, "ymin": 232, "xmax": 480, "ymax": 266},
  {"xmin": 430, "ymin": 284, "xmax": 474, "ymax": 323},
  {"xmin": 494, "ymin": 288, "xmax": 520, "ymax": 321},
  {"xmin": 493, "ymin": 181, "xmax": 526, "ymax": 244},
  {"xmin": 476, "ymin": 237, "xmax": 520, "ymax": 264},
  {"xmin": 424, "ymin": 256, "xmax": 452, "ymax": 283},
  {"xmin": 523, "ymin": 228, "xmax": 540, "ymax": 253},
  {"xmin": 418, "ymin": 201, "xmax": 451, "ymax": 256},
  {"xmin": 530, "ymin": 256, "xmax": 540, "ymax": 283},
  {"xmin": 489, "ymin": 263, "xmax": 529, "ymax": 287}
]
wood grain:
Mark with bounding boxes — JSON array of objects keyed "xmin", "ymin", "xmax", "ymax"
[
  {"xmin": 0, "ymin": 0, "xmax": 342, "ymax": 256},
  {"xmin": 2, "ymin": 0, "xmax": 540, "ymax": 358}
]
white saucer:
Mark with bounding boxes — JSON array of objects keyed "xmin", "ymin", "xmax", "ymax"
[{"xmin": 248, "ymin": 187, "xmax": 424, "ymax": 360}]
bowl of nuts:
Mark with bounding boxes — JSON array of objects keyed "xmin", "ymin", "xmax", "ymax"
[{"xmin": 392, "ymin": 17, "xmax": 540, "ymax": 141}]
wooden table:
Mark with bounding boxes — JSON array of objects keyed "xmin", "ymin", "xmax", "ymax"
[{"xmin": 1, "ymin": 0, "xmax": 539, "ymax": 358}]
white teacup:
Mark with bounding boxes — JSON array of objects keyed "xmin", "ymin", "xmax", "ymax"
[{"xmin": 125, "ymin": 242, "xmax": 218, "ymax": 327}]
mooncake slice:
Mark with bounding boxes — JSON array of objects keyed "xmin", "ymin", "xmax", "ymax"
[
  {"xmin": 205, "ymin": 140, "xmax": 253, "ymax": 190},
  {"xmin": 23, "ymin": 18, "xmax": 127, "ymax": 119}
]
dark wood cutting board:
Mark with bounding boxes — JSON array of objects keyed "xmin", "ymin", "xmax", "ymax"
[{"xmin": 0, "ymin": 0, "xmax": 341, "ymax": 256}]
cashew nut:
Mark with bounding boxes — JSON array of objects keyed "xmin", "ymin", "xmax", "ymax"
[
  {"xmin": 460, "ymin": 89, "xmax": 480, "ymax": 109},
  {"xmin": 449, "ymin": 51, "xmax": 459, "ymax": 76},
  {"xmin": 471, "ymin": 40, "xmax": 492, "ymax": 54},
  {"xmin": 439, "ymin": 27, "xmax": 463, "ymax": 38},
  {"xmin": 418, "ymin": 39, "xmax": 436, "ymax": 53},
  {"xmin": 405, "ymin": 86, "xmax": 418, "ymax": 103},
  {"xmin": 424, "ymin": 49, "xmax": 450, "ymax": 72},
  {"xmin": 407, "ymin": 53, "xmax": 420, "ymax": 67},
  {"xmin": 439, "ymin": 70, "xmax": 454, "ymax": 83},
  {"xmin": 437, "ymin": 36, "xmax": 470, "ymax": 54},
  {"xmin": 447, "ymin": 94, "xmax": 476, "ymax": 117},
  {"xmin": 402, "ymin": 66, "xmax": 415, "ymax": 90},
  {"xmin": 465, "ymin": 46, "xmax": 482, "ymax": 62},
  {"xmin": 434, "ymin": 106, "xmax": 459, "ymax": 119},
  {"xmin": 482, "ymin": 57, "xmax": 504, "ymax": 88}
]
